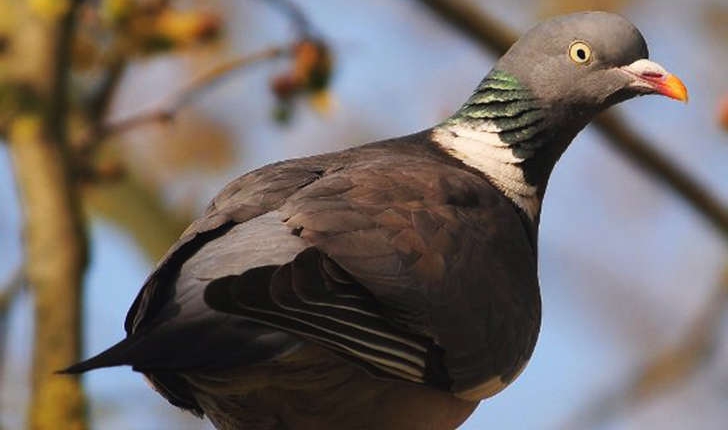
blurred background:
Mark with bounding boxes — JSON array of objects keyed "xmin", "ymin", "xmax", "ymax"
[{"xmin": 1, "ymin": 0, "xmax": 727, "ymax": 429}]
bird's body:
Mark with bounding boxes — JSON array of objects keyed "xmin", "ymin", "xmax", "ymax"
[
  {"xmin": 77, "ymin": 135, "xmax": 540, "ymax": 429},
  {"xmin": 65, "ymin": 12, "xmax": 687, "ymax": 430}
]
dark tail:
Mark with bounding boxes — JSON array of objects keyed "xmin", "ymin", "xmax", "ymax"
[{"xmin": 58, "ymin": 337, "xmax": 138, "ymax": 374}]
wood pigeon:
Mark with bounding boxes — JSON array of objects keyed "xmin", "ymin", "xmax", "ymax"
[{"xmin": 63, "ymin": 11, "xmax": 687, "ymax": 430}]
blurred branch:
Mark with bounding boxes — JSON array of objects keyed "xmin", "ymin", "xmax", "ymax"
[
  {"xmin": 6, "ymin": 1, "xmax": 89, "ymax": 429},
  {"xmin": 76, "ymin": 58, "xmax": 129, "ymax": 158},
  {"xmin": 562, "ymin": 272, "xmax": 728, "ymax": 429},
  {"xmin": 0, "ymin": 267, "xmax": 25, "ymax": 386},
  {"xmin": 415, "ymin": 0, "xmax": 728, "ymax": 241},
  {"xmin": 0, "ymin": 268, "xmax": 24, "ymax": 316},
  {"xmin": 594, "ymin": 112, "xmax": 728, "ymax": 238},
  {"xmin": 416, "ymin": 0, "xmax": 516, "ymax": 53},
  {"xmin": 264, "ymin": 0, "xmax": 314, "ymax": 37},
  {"xmin": 88, "ymin": 59, "xmax": 128, "ymax": 126},
  {"xmin": 46, "ymin": 0, "xmax": 80, "ymax": 141},
  {"xmin": 99, "ymin": 45, "xmax": 291, "ymax": 139},
  {"xmin": 0, "ymin": 269, "xmax": 25, "ymax": 428},
  {"xmin": 79, "ymin": 0, "xmax": 316, "ymax": 150}
]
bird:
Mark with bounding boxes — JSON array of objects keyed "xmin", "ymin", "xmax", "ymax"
[{"xmin": 63, "ymin": 11, "xmax": 687, "ymax": 430}]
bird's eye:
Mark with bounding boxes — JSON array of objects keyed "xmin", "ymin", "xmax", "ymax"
[{"xmin": 568, "ymin": 41, "xmax": 592, "ymax": 64}]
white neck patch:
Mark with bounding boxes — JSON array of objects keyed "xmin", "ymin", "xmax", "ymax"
[{"xmin": 431, "ymin": 124, "xmax": 540, "ymax": 220}]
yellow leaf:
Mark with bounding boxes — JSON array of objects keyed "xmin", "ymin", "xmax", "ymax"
[
  {"xmin": 28, "ymin": 0, "xmax": 70, "ymax": 21},
  {"xmin": 155, "ymin": 10, "xmax": 220, "ymax": 45},
  {"xmin": 309, "ymin": 90, "xmax": 336, "ymax": 116},
  {"xmin": 10, "ymin": 114, "xmax": 42, "ymax": 144},
  {"xmin": 0, "ymin": 1, "xmax": 20, "ymax": 32},
  {"xmin": 101, "ymin": 0, "xmax": 134, "ymax": 23}
]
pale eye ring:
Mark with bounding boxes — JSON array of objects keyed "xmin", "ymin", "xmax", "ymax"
[{"xmin": 568, "ymin": 41, "xmax": 592, "ymax": 64}]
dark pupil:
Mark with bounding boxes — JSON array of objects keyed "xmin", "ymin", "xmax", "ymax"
[{"xmin": 577, "ymin": 49, "xmax": 586, "ymax": 60}]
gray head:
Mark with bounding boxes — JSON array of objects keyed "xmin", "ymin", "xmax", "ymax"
[
  {"xmin": 436, "ymin": 12, "xmax": 686, "ymax": 220},
  {"xmin": 496, "ymin": 11, "xmax": 686, "ymax": 123}
]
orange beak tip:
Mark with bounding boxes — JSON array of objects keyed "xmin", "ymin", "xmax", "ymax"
[{"xmin": 662, "ymin": 74, "xmax": 689, "ymax": 103}]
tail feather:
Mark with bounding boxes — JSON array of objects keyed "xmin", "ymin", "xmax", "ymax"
[{"xmin": 58, "ymin": 337, "xmax": 138, "ymax": 374}]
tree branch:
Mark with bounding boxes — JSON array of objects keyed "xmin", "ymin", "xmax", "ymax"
[
  {"xmin": 0, "ymin": 267, "xmax": 25, "ymax": 388},
  {"xmin": 415, "ymin": 0, "xmax": 728, "ymax": 240},
  {"xmin": 264, "ymin": 0, "xmax": 314, "ymax": 37},
  {"xmin": 594, "ymin": 112, "xmax": 728, "ymax": 237},
  {"xmin": 0, "ymin": 268, "xmax": 24, "ymax": 316},
  {"xmin": 80, "ymin": 0, "xmax": 314, "ymax": 149},
  {"xmin": 88, "ymin": 59, "xmax": 128, "ymax": 127},
  {"xmin": 0, "ymin": 268, "xmax": 26, "ymax": 427},
  {"xmin": 100, "ymin": 45, "xmax": 291, "ymax": 138},
  {"xmin": 46, "ymin": 0, "xmax": 81, "ymax": 142},
  {"xmin": 8, "ymin": 1, "xmax": 89, "ymax": 429},
  {"xmin": 76, "ymin": 58, "xmax": 128, "ymax": 157},
  {"xmin": 416, "ymin": 0, "xmax": 516, "ymax": 53}
]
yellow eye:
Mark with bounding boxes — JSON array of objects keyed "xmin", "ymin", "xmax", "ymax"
[{"xmin": 568, "ymin": 41, "xmax": 592, "ymax": 64}]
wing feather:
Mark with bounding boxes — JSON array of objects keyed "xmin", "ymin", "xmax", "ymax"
[
  {"xmin": 204, "ymin": 248, "xmax": 435, "ymax": 385},
  {"xmin": 117, "ymin": 137, "xmax": 538, "ymax": 401}
]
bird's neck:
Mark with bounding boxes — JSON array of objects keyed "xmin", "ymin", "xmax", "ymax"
[{"xmin": 431, "ymin": 70, "xmax": 578, "ymax": 222}]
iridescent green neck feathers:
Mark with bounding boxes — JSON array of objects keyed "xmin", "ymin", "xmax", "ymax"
[
  {"xmin": 446, "ymin": 70, "xmax": 547, "ymax": 158},
  {"xmin": 432, "ymin": 70, "xmax": 547, "ymax": 220}
]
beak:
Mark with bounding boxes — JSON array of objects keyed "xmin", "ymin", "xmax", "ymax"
[{"xmin": 619, "ymin": 59, "xmax": 688, "ymax": 102}]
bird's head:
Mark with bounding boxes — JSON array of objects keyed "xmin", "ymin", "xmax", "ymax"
[
  {"xmin": 495, "ymin": 11, "xmax": 687, "ymax": 123},
  {"xmin": 437, "ymin": 12, "xmax": 688, "ymax": 220}
]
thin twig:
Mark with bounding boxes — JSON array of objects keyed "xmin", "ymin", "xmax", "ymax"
[
  {"xmin": 0, "ymin": 268, "xmax": 24, "ymax": 316},
  {"xmin": 0, "ymin": 267, "xmax": 26, "ymax": 392},
  {"xmin": 84, "ymin": 1, "xmax": 311, "ymax": 146},
  {"xmin": 263, "ymin": 0, "xmax": 313, "ymax": 37},
  {"xmin": 89, "ymin": 59, "xmax": 128, "ymax": 125},
  {"xmin": 594, "ymin": 112, "xmax": 728, "ymax": 237},
  {"xmin": 416, "ymin": 0, "xmax": 516, "ymax": 53},
  {"xmin": 101, "ymin": 45, "xmax": 291, "ymax": 138},
  {"xmin": 77, "ymin": 59, "xmax": 129, "ymax": 156},
  {"xmin": 415, "ymin": 0, "xmax": 728, "ymax": 241},
  {"xmin": 46, "ymin": 0, "xmax": 83, "ymax": 143}
]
